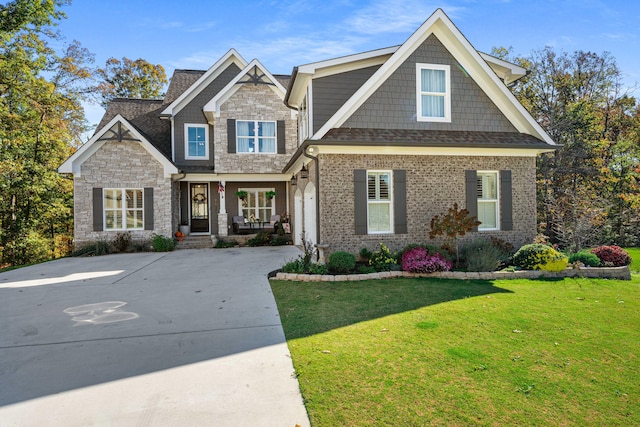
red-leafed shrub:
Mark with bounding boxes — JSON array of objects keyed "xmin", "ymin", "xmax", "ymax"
[
  {"xmin": 591, "ymin": 245, "xmax": 632, "ymax": 267},
  {"xmin": 401, "ymin": 247, "xmax": 452, "ymax": 273}
]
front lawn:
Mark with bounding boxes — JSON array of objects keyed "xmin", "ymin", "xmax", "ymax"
[{"xmin": 271, "ymin": 277, "xmax": 639, "ymax": 426}]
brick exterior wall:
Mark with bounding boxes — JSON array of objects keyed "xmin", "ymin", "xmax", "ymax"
[
  {"xmin": 73, "ymin": 140, "xmax": 173, "ymax": 245},
  {"xmin": 343, "ymin": 34, "xmax": 517, "ymax": 132},
  {"xmin": 215, "ymin": 84, "xmax": 297, "ymax": 173},
  {"xmin": 317, "ymin": 154, "xmax": 536, "ymax": 253}
]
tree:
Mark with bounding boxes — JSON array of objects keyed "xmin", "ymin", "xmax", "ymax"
[
  {"xmin": 494, "ymin": 46, "xmax": 640, "ymax": 249},
  {"xmin": 0, "ymin": 0, "xmax": 67, "ymax": 33},
  {"xmin": 0, "ymin": 0, "xmax": 92, "ymax": 264},
  {"xmin": 96, "ymin": 57, "xmax": 167, "ymax": 107}
]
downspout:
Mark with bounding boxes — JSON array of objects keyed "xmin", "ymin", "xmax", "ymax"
[{"xmin": 302, "ymin": 146, "xmax": 320, "ymax": 246}]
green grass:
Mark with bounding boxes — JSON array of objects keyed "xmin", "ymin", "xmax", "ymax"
[
  {"xmin": 271, "ymin": 277, "xmax": 639, "ymax": 426},
  {"xmin": 625, "ymin": 248, "xmax": 640, "ymax": 273}
]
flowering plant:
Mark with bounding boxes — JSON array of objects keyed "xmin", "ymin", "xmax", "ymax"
[
  {"xmin": 401, "ymin": 246, "xmax": 452, "ymax": 273},
  {"xmin": 591, "ymin": 245, "xmax": 631, "ymax": 267}
]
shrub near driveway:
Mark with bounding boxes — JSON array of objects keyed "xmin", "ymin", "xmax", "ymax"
[{"xmin": 271, "ymin": 277, "xmax": 640, "ymax": 426}]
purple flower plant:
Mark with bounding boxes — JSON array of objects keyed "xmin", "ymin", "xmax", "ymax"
[{"xmin": 401, "ymin": 247, "xmax": 452, "ymax": 273}]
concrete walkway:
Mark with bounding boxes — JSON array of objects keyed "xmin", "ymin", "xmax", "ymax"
[{"xmin": 0, "ymin": 247, "xmax": 309, "ymax": 427}]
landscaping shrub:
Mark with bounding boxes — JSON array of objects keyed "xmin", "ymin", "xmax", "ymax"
[
  {"xmin": 591, "ymin": 245, "xmax": 631, "ymax": 267},
  {"xmin": 568, "ymin": 251, "xmax": 601, "ymax": 267},
  {"xmin": 397, "ymin": 244, "xmax": 451, "ymax": 263},
  {"xmin": 401, "ymin": 246, "xmax": 452, "ymax": 273},
  {"xmin": 2, "ymin": 231, "xmax": 51, "ymax": 265},
  {"xmin": 112, "ymin": 232, "xmax": 132, "ymax": 252},
  {"xmin": 270, "ymin": 236, "xmax": 291, "ymax": 246},
  {"xmin": 369, "ymin": 243, "xmax": 399, "ymax": 271},
  {"xmin": 281, "ymin": 258, "xmax": 306, "ymax": 274},
  {"xmin": 151, "ymin": 234, "xmax": 176, "ymax": 252},
  {"xmin": 308, "ymin": 263, "xmax": 329, "ymax": 275},
  {"xmin": 460, "ymin": 238, "xmax": 509, "ymax": 272},
  {"xmin": 512, "ymin": 243, "xmax": 568, "ymax": 272},
  {"xmin": 328, "ymin": 251, "xmax": 356, "ymax": 274},
  {"xmin": 359, "ymin": 247, "xmax": 373, "ymax": 262},
  {"xmin": 215, "ymin": 239, "xmax": 238, "ymax": 248},
  {"xmin": 248, "ymin": 231, "xmax": 272, "ymax": 247},
  {"xmin": 356, "ymin": 264, "xmax": 376, "ymax": 274}
]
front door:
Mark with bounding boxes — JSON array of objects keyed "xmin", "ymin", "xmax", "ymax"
[{"xmin": 190, "ymin": 183, "xmax": 209, "ymax": 233}]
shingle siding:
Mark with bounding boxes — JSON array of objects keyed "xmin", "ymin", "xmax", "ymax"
[
  {"xmin": 318, "ymin": 154, "xmax": 535, "ymax": 253},
  {"xmin": 342, "ymin": 34, "xmax": 517, "ymax": 132},
  {"xmin": 312, "ymin": 65, "xmax": 381, "ymax": 133},
  {"xmin": 174, "ymin": 63, "xmax": 241, "ymax": 166}
]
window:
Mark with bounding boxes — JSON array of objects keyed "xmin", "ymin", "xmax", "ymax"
[
  {"xmin": 185, "ymin": 124, "xmax": 208, "ymax": 159},
  {"xmin": 104, "ymin": 189, "xmax": 143, "ymax": 230},
  {"xmin": 238, "ymin": 189, "xmax": 275, "ymax": 222},
  {"xmin": 367, "ymin": 171, "xmax": 392, "ymax": 233},
  {"xmin": 237, "ymin": 120, "xmax": 276, "ymax": 153},
  {"xmin": 477, "ymin": 171, "xmax": 499, "ymax": 230},
  {"xmin": 416, "ymin": 63, "xmax": 451, "ymax": 122}
]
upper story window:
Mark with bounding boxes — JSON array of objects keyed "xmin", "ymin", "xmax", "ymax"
[
  {"xmin": 185, "ymin": 124, "xmax": 208, "ymax": 159},
  {"xmin": 416, "ymin": 63, "xmax": 451, "ymax": 122},
  {"xmin": 237, "ymin": 120, "xmax": 276, "ymax": 153},
  {"xmin": 477, "ymin": 171, "xmax": 499, "ymax": 230},
  {"xmin": 367, "ymin": 171, "xmax": 393, "ymax": 234},
  {"xmin": 104, "ymin": 188, "xmax": 143, "ymax": 230}
]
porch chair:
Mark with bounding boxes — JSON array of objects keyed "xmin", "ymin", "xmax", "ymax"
[{"xmin": 232, "ymin": 216, "xmax": 252, "ymax": 234}]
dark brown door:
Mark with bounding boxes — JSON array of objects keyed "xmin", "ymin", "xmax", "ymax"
[{"xmin": 190, "ymin": 183, "xmax": 209, "ymax": 233}]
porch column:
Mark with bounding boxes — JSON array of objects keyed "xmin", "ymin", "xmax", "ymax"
[{"xmin": 217, "ymin": 180, "xmax": 228, "ymax": 236}]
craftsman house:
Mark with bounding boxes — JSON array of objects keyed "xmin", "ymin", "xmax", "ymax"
[{"xmin": 59, "ymin": 9, "xmax": 556, "ymax": 252}]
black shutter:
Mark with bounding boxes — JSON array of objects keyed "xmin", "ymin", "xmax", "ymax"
[
  {"xmin": 144, "ymin": 187, "xmax": 154, "ymax": 230},
  {"xmin": 500, "ymin": 170, "xmax": 513, "ymax": 231},
  {"xmin": 465, "ymin": 170, "xmax": 478, "ymax": 232},
  {"xmin": 277, "ymin": 120, "xmax": 286, "ymax": 154},
  {"xmin": 354, "ymin": 170, "xmax": 367, "ymax": 235},
  {"xmin": 393, "ymin": 170, "xmax": 407, "ymax": 234},
  {"xmin": 227, "ymin": 119, "xmax": 236, "ymax": 153},
  {"xmin": 92, "ymin": 187, "xmax": 103, "ymax": 231}
]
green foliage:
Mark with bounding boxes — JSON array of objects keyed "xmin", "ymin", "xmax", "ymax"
[
  {"xmin": 512, "ymin": 243, "xmax": 568, "ymax": 272},
  {"xmin": 96, "ymin": 57, "xmax": 167, "ymax": 107},
  {"xmin": 328, "ymin": 251, "xmax": 356, "ymax": 274},
  {"xmin": 1, "ymin": 230, "xmax": 50, "ymax": 265},
  {"xmin": 94, "ymin": 240, "xmax": 111, "ymax": 256},
  {"xmin": 0, "ymin": 0, "xmax": 67, "ymax": 33},
  {"xmin": 369, "ymin": 243, "xmax": 398, "ymax": 272},
  {"xmin": 248, "ymin": 230, "xmax": 272, "ymax": 247},
  {"xmin": 270, "ymin": 236, "xmax": 290, "ymax": 246},
  {"xmin": 397, "ymin": 243, "xmax": 451, "ymax": 263},
  {"xmin": 281, "ymin": 258, "xmax": 306, "ymax": 274},
  {"xmin": 307, "ymin": 263, "xmax": 329, "ymax": 275},
  {"xmin": 214, "ymin": 238, "xmax": 238, "ymax": 248},
  {"xmin": 356, "ymin": 264, "xmax": 376, "ymax": 274},
  {"xmin": 151, "ymin": 234, "xmax": 175, "ymax": 252},
  {"xmin": 429, "ymin": 203, "xmax": 481, "ymax": 263},
  {"xmin": 359, "ymin": 247, "xmax": 373, "ymax": 261},
  {"xmin": 568, "ymin": 251, "xmax": 601, "ymax": 267},
  {"xmin": 460, "ymin": 238, "xmax": 510, "ymax": 272}
]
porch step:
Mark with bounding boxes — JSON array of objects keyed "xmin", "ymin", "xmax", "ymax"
[{"xmin": 176, "ymin": 235, "xmax": 214, "ymax": 249}]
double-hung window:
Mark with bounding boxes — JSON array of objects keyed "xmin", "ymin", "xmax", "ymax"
[
  {"xmin": 477, "ymin": 171, "xmax": 499, "ymax": 230},
  {"xmin": 237, "ymin": 120, "xmax": 276, "ymax": 153},
  {"xmin": 367, "ymin": 171, "xmax": 392, "ymax": 233},
  {"xmin": 416, "ymin": 63, "xmax": 451, "ymax": 122},
  {"xmin": 185, "ymin": 124, "xmax": 208, "ymax": 159},
  {"xmin": 104, "ymin": 189, "xmax": 143, "ymax": 230}
]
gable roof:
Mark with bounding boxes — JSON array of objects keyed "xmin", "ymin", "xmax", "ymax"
[
  {"xmin": 59, "ymin": 115, "xmax": 178, "ymax": 178},
  {"xmin": 202, "ymin": 59, "xmax": 288, "ymax": 123},
  {"xmin": 161, "ymin": 49, "xmax": 248, "ymax": 117},
  {"xmin": 293, "ymin": 9, "xmax": 554, "ymax": 146}
]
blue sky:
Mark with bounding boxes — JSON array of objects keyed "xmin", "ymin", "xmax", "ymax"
[{"xmin": 54, "ymin": 0, "xmax": 640, "ymax": 128}]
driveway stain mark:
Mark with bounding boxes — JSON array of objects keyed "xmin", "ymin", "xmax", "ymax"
[{"xmin": 64, "ymin": 301, "xmax": 139, "ymax": 325}]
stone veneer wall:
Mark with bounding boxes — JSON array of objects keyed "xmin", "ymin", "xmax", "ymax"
[
  {"xmin": 319, "ymin": 154, "xmax": 536, "ymax": 253},
  {"xmin": 73, "ymin": 140, "xmax": 173, "ymax": 245},
  {"xmin": 215, "ymin": 84, "xmax": 297, "ymax": 173}
]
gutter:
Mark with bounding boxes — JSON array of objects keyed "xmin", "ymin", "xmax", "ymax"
[{"xmin": 283, "ymin": 66, "xmax": 299, "ymax": 109}]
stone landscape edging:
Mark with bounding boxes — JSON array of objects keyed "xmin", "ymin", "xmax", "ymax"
[{"xmin": 273, "ymin": 266, "xmax": 631, "ymax": 282}]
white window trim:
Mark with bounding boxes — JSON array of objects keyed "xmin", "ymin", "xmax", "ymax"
[
  {"xmin": 367, "ymin": 170, "xmax": 394, "ymax": 235},
  {"xmin": 237, "ymin": 187, "xmax": 276, "ymax": 221},
  {"xmin": 236, "ymin": 120, "xmax": 277, "ymax": 154},
  {"xmin": 103, "ymin": 188, "xmax": 144, "ymax": 231},
  {"xmin": 477, "ymin": 170, "xmax": 500, "ymax": 231},
  {"xmin": 184, "ymin": 123, "xmax": 209, "ymax": 160},
  {"xmin": 416, "ymin": 63, "xmax": 451, "ymax": 123}
]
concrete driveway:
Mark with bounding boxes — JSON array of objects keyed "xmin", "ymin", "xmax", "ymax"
[{"xmin": 0, "ymin": 246, "xmax": 309, "ymax": 427}]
